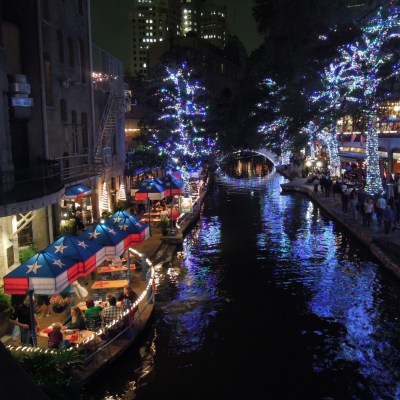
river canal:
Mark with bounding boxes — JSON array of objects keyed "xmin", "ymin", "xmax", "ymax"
[{"xmin": 84, "ymin": 170, "xmax": 400, "ymax": 400}]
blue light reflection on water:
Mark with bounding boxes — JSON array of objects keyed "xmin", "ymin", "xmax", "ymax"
[
  {"xmin": 85, "ymin": 172, "xmax": 400, "ymax": 400},
  {"xmin": 253, "ymin": 174, "xmax": 400, "ymax": 399}
]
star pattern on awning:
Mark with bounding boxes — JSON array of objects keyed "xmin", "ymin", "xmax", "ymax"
[
  {"xmin": 77, "ymin": 241, "xmax": 89, "ymax": 249},
  {"xmin": 26, "ymin": 261, "xmax": 42, "ymax": 274},
  {"xmin": 53, "ymin": 259, "xmax": 65, "ymax": 269},
  {"xmin": 54, "ymin": 242, "xmax": 68, "ymax": 254},
  {"xmin": 89, "ymin": 231, "xmax": 101, "ymax": 239}
]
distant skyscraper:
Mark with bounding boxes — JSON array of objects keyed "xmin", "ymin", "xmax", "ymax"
[{"xmin": 129, "ymin": 0, "xmax": 228, "ymax": 77}]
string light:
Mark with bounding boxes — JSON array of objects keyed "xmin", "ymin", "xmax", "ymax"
[
  {"xmin": 7, "ymin": 250, "xmax": 156, "ymax": 355},
  {"xmin": 151, "ymin": 62, "xmax": 217, "ymax": 170}
]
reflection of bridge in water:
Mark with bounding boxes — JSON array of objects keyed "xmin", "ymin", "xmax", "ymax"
[{"xmin": 219, "ymin": 148, "xmax": 281, "ymax": 178}]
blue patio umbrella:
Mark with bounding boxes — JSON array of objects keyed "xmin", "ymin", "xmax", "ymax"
[
  {"xmin": 163, "ymin": 175, "xmax": 184, "ymax": 195},
  {"xmin": 64, "ymin": 183, "xmax": 91, "ymax": 199},
  {"xmin": 4, "ymin": 250, "xmax": 80, "ymax": 295},
  {"xmin": 108, "ymin": 210, "xmax": 140, "ymax": 224},
  {"xmin": 80, "ymin": 222, "xmax": 130, "ymax": 257},
  {"xmin": 106, "ymin": 214, "xmax": 150, "ymax": 245},
  {"xmin": 43, "ymin": 234, "xmax": 106, "ymax": 276},
  {"xmin": 133, "ymin": 179, "xmax": 166, "ymax": 201}
]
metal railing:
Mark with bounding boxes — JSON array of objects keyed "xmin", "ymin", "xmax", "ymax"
[
  {"xmin": 83, "ymin": 285, "xmax": 155, "ymax": 363},
  {"xmin": 0, "ymin": 162, "xmax": 63, "ymax": 206},
  {"xmin": 53, "ymin": 151, "xmax": 93, "ymax": 184}
]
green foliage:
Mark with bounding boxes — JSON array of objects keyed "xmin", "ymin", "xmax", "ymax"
[
  {"xmin": 0, "ymin": 289, "xmax": 12, "ymax": 312},
  {"xmin": 19, "ymin": 244, "xmax": 38, "ymax": 264},
  {"xmin": 12, "ymin": 349, "xmax": 84, "ymax": 399},
  {"xmin": 59, "ymin": 220, "xmax": 77, "ymax": 236},
  {"xmin": 158, "ymin": 215, "xmax": 170, "ymax": 231},
  {"xmin": 114, "ymin": 199, "xmax": 130, "ymax": 212}
]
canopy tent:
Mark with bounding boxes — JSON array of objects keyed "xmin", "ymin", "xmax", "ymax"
[
  {"xmin": 106, "ymin": 213, "xmax": 150, "ymax": 246},
  {"xmin": 163, "ymin": 175, "xmax": 184, "ymax": 195},
  {"xmin": 3, "ymin": 250, "xmax": 80, "ymax": 295},
  {"xmin": 43, "ymin": 234, "xmax": 106, "ymax": 276},
  {"xmin": 133, "ymin": 179, "xmax": 166, "ymax": 201},
  {"xmin": 171, "ymin": 169, "xmax": 183, "ymax": 179},
  {"xmin": 64, "ymin": 183, "xmax": 91, "ymax": 199},
  {"xmin": 80, "ymin": 222, "xmax": 130, "ymax": 256},
  {"xmin": 107, "ymin": 210, "xmax": 138, "ymax": 223}
]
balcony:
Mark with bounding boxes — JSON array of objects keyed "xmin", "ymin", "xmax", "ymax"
[{"xmin": 0, "ymin": 162, "xmax": 63, "ymax": 208}]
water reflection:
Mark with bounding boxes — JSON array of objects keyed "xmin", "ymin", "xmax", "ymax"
[
  {"xmin": 159, "ymin": 216, "xmax": 223, "ymax": 354},
  {"xmin": 84, "ymin": 169, "xmax": 400, "ymax": 400}
]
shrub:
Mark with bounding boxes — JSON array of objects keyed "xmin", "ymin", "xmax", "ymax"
[
  {"xmin": 12, "ymin": 349, "xmax": 84, "ymax": 399},
  {"xmin": 0, "ymin": 289, "xmax": 11, "ymax": 312},
  {"xmin": 19, "ymin": 245, "xmax": 38, "ymax": 264}
]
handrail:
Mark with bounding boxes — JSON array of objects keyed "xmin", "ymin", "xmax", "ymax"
[
  {"xmin": 83, "ymin": 285, "xmax": 155, "ymax": 363},
  {"xmin": 93, "ymin": 94, "xmax": 114, "ymax": 160}
]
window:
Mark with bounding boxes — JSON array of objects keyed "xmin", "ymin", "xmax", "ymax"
[
  {"xmin": 41, "ymin": 0, "xmax": 49, "ymax": 20},
  {"xmin": 71, "ymin": 111, "xmax": 78, "ymax": 154},
  {"xmin": 68, "ymin": 37, "xmax": 74, "ymax": 67},
  {"xmin": 57, "ymin": 31, "xmax": 64, "ymax": 63},
  {"xmin": 77, "ymin": 0, "xmax": 83, "ymax": 15},
  {"xmin": 60, "ymin": 99, "xmax": 67, "ymax": 121},
  {"xmin": 81, "ymin": 112, "xmax": 88, "ymax": 150},
  {"xmin": 78, "ymin": 39, "xmax": 86, "ymax": 82},
  {"xmin": 43, "ymin": 53, "xmax": 53, "ymax": 106}
]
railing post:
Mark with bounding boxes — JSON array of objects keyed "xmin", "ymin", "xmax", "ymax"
[{"xmin": 141, "ymin": 253, "xmax": 147, "ymax": 281}]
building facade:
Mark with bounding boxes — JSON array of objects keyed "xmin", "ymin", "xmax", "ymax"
[
  {"xmin": 0, "ymin": 0, "xmax": 125, "ymax": 284},
  {"xmin": 129, "ymin": 0, "xmax": 228, "ymax": 77}
]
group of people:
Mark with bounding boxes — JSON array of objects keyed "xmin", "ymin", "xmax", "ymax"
[
  {"xmin": 312, "ymin": 172, "xmax": 399, "ymax": 235},
  {"xmin": 10, "ymin": 285, "xmax": 139, "ymax": 348}
]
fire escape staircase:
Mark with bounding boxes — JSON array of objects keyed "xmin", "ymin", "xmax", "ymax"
[{"xmin": 93, "ymin": 93, "xmax": 124, "ymax": 173}]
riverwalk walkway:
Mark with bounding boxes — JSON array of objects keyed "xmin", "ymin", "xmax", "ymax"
[{"xmin": 278, "ymin": 167, "xmax": 400, "ymax": 280}]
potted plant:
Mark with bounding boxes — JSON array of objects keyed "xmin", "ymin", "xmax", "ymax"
[
  {"xmin": 159, "ymin": 215, "xmax": 170, "ymax": 236},
  {"xmin": 50, "ymin": 294, "xmax": 72, "ymax": 313}
]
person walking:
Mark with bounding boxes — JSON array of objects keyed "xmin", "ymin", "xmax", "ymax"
[
  {"xmin": 313, "ymin": 176, "xmax": 320, "ymax": 193},
  {"xmin": 383, "ymin": 204, "xmax": 394, "ymax": 235},
  {"xmin": 341, "ymin": 188, "xmax": 350, "ymax": 215},
  {"xmin": 375, "ymin": 194, "xmax": 386, "ymax": 226},
  {"xmin": 349, "ymin": 195, "xmax": 359, "ymax": 220},
  {"xmin": 364, "ymin": 198, "xmax": 374, "ymax": 227}
]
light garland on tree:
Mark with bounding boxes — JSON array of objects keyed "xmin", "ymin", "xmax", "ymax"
[
  {"xmin": 256, "ymin": 78, "xmax": 292, "ymax": 162},
  {"xmin": 100, "ymin": 181, "xmax": 110, "ymax": 211},
  {"xmin": 314, "ymin": 5, "xmax": 400, "ymax": 194},
  {"xmin": 119, "ymin": 182, "xmax": 126, "ymax": 201},
  {"xmin": 151, "ymin": 62, "xmax": 216, "ymax": 170}
]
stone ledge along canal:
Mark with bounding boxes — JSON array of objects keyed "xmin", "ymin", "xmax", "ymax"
[{"xmin": 84, "ymin": 171, "xmax": 400, "ymax": 400}]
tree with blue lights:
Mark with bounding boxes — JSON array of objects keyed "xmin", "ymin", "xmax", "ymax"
[
  {"xmin": 324, "ymin": 5, "xmax": 400, "ymax": 194},
  {"xmin": 149, "ymin": 63, "xmax": 216, "ymax": 170},
  {"xmin": 256, "ymin": 77, "xmax": 293, "ymax": 164}
]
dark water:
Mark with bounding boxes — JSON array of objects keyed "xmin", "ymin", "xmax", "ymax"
[{"xmin": 84, "ymin": 172, "xmax": 400, "ymax": 400}]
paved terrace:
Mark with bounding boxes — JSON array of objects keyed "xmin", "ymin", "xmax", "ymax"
[{"xmin": 278, "ymin": 167, "xmax": 400, "ymax": 280}]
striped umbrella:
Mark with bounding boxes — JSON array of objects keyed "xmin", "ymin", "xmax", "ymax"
[
  {"xmin": 106, "ymin": 213, "xmax": 150, "ymax": 246},
  {"xmin": 43, "ymin": 234, "xmax": 106, "ymax": 276},
  {"xmin": 3, "ymin": 250, "xmax": 80, "ymax": 295},
  {"xmin": 80, "ymin": 222, "xmax": 130, "ymax": 257}
]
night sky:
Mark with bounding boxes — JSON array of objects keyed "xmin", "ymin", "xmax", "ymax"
[{"xmin": 90, "ymin": 0, "xmax": 263, "ymax": 71}]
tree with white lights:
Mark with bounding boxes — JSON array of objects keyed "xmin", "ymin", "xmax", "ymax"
[
  {"xmin": 322, "ymin": 5, "xmax": 400, "ymax": 194},
  {"xmin": 256, "ymin": 78, "xmax": 293, "ymax": 164},
  {"xmin": 150, "ymin": 63, "xmax": 216, "ymax": 169}
]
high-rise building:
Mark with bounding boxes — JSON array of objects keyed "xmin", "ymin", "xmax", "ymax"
[
  {"xmin": 129, "ymin": 0, "xmax": 228, "ymax": 77},
  {"xmin": 129, "ymin": 0, "xmax": 181, "ymax": 77}
]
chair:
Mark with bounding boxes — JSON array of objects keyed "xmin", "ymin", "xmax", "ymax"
[{"xmin": 86, "ymin": 317, "xmax": 101, "ymax": 332}]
